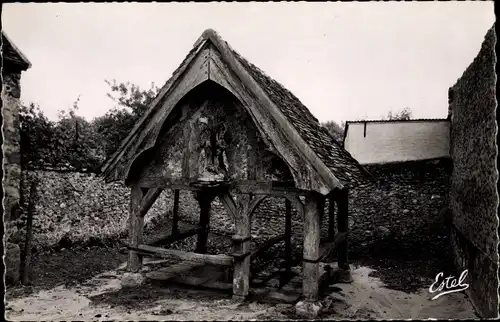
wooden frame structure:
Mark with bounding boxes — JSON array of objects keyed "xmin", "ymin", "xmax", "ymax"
[{"xmin": 101, "ymin": 29, "xmax": 370, "ymax": 316}]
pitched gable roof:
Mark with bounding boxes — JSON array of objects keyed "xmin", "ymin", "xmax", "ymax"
[
  {"xmin": 101, "ymin": 29, "xmax": 371, "ymax": 193},
  {"xmin": 1, "ymin": 31, "xmax": 31, "ymax": 71},
  {"xmin": 232, "ymin": 51, "xmax": 371, "ymax": 187}
]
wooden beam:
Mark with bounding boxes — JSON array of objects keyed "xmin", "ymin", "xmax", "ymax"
[
  {"xmin": 195, "ymin": 192, "xmax": 215, "ymax": 254},
  {"xmin": 284, "ymin": 195, "xmax": 305, "ymax": 219},
  {"xmin": 232, "ymin": 193, "xmax": 252, "ymax": 301},
  {"xmin": 138, "ymin": 177, "xmax": 232, "ymax": 191},
  {"xmin": 171, "ymin": 189, "xmax": 180, "ymax": 234},
  {"xmin": 246, "ymin": 194, "xmax": 268, "ymax": 218},
  {"xmin": 101, "ymin": 39, "xmax": 209, "ymax": 177},
  {"xmin": 128, "ymin": 185, "xmax": 145, "ymax": 272},
  {"xmin": 22, "ymin": 180, "xmax": 38, "ymax": 285},
  {"xmin": 128, "ymin": 244, "xmax": 233, "ymax": 266},
  {"xmin": 139, "ymin": 188, "xmax": 163, "ymax": 217},
  {"xmin": 137, "ymin": 178, "xmax": 311, "ymax": 197},
  {"xmin": 250, "ymin": 234, "xmax": 286, "ymax": 259},
  {"xmin": 148, "ymin": 227, "xmax": 199, "ymax": 247},
  {"xmin": 336, "ymin": 189, "xmax": 349, "ymax": 270},
  {"xmin": 218, "ymin": 191, "xmax": 237, "ymax": 218},
  {"xmin": 301, "ymin": 195, "xmax": 323, "ymax": 302},
  {"xmin": 171, "ymin": 275, "xmax": 233, "ymax": 292},
  {"xmin": 284, "ymin": 198, "xmax": 292, "ymax": 277},
  {"xmin": 234, "ymin": 180, "xmax": 311, "ymax": 196},
  {"xmin": 318, "ymin": 232, "xmax": 347, "ymax": 263},
  {"xmin": 328, "ymin": 195, "xmax": 336, "ymax": 241}
]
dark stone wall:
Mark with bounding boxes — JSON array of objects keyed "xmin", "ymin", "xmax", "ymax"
[
  {"xmin": 2, "ymin": 71, "xmax": 22, "ymax": 226},
  {"xmin": 448, "ymin": 25, "xmax": 498, "ymax": 318},
  {"xmin": 349, "ymin": 158, "xmax": 452, "ymax": 259}
]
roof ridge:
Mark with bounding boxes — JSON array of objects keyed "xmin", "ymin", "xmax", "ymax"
[{"xmin": 346, "ymin": 118, "xmax": 449, "ymax": 124}]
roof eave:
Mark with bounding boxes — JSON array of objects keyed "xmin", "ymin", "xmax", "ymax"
[{"xmin": 2, "ymin": 31, "xmax": 32, "ymax": 70}]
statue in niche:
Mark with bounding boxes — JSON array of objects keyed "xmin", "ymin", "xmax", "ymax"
[{"xmin": 197, "ymin": 117, "xmax": 229, "ymax": 181}]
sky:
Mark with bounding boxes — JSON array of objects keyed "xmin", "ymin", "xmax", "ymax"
[{"xmin": 2, "ymin": 2, "xmax": 495, "ymax": 124}]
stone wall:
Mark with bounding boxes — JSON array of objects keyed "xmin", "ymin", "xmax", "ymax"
[
  {"xmin": 2, "ymin": 70, "xmax": 23, "ymax": 224},
  {"xmin": 12, "ymin": 158, "xmax": 452, "ymax": 262},
  {"xmin": 349, "ymin": 158, "xmax": 452, "ymax": 258},
  {"xmin": 10, "ymin": 170, "xmax": 173, "ymax": 251},
  {"xmin": 448, "ymin": 25, "xmax": 498, "ymax": 318}
]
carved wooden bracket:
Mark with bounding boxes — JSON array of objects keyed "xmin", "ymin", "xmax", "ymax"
[{"xmin": 284, "ymin": 195, "xmax": 305, "ymax": 219}]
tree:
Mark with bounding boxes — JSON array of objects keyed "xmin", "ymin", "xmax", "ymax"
[
  {"xmin": 386, "ymin": 107, "xmax": 412, "ymax": 120},
  {"xmin": 19, "ymin": 103, "xmax": 55, "ymax": 169},
  {"xmin": 321, "ymin": 120, "xmax": 346, "ymax": 143},
  {"xmin": 92, "ymin": 80, "xmax": 160, "ymax": 160},
  {"xmin": 19, "ymin": 80, "xmax": 161, "ymax": 173},
  {"xmin": 54, "ymin": 96, "xmax": 105, "ymax": 171}
]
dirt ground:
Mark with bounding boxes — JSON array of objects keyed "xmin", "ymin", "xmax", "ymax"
[{"xmin": 5, "ymin": 242, "xmax": 479, "ymax": 321}]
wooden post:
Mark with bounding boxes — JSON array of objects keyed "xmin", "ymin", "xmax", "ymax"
[
  {"xmin": 232, "ymin": 194, "xmax": 252, "ymax": 301},
  {"xmin": 328, "ymin": 195, "xmax": 336, "ymax": 241},
  {"xmin": 337, "ymin": 189, "xmax": 349, "ymax": 270},
  {"xmin": 22, "ymin": 180, "xmax": 38, "ymax": 285},
  {"xmin": 195, "ymin": 191, "xmax": 215, "ymax": 254},
  {"xmin": 172, "ymin": 189, "xmax": 180, "ymax": 235},
  {"xmin": 284, "ymin": 198, "xmax": 292, "ymax": 279},
  {"xmin": 128, "ymin": 185, "xmax": 145, "ymax": 272},
  {"xmin": 301, "ymin": 194, "xmax": 324, "ymax": 302}
]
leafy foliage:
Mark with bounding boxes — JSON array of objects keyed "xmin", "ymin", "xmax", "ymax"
[
  {"xmin": 386, "ymin": 107, "xmax": 412, "ymax": 120},
  {"xmin": 19, "ymin": 80, "xmax": 160, "ymax": 172},
  {"xmin": 93, "ymin": 80, "xmax": 160, "ymax": 160},
  {"xmin": 321, "ymin": 120, "xmax": 345, "ymax": 143}
]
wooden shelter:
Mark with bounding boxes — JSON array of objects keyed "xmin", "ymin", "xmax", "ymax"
[{"xmin": 101, "ymin": 29, "xmax": 370, "ymax": 313}]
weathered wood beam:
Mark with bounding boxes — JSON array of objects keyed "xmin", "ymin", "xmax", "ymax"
[
  {"xmin": 232, "ymin": 194, "xmax": 252, "ymax": 301},
  {"xmin": 171, "ymin": 275, "xmax": 233, "ymax": 292},
  {"xmin": 235, "ymin": 180, "xmax": 312, "ymax": 196},
  {"xmin": 171, "ymin": 189, "xmax": 180, "ymax": 234},
  {"xmin": 22, "ymin": 180, "xmax": 38, "ymax": 285},
  {"xmin": 137, "ymin": 178, "xmax": 310, "ymax": 196},
  {"xmin": 128, "ymin": 185, "xmax": 145, "ymax": 272},
  {"xmin": 301, "ymin": 194, "xmax": 324, "ymax": 302},
  {"xmin": 318, "ymin": 196, "xmax": 325, "ymax": 224},
  {"xmin": 218, "ymin": 191, "xmax": 237, "ymax": 218},
  {"xmin": 250, "ymin": 234, "xmax": 286, "ymax": 259},
  {"xmin": 336, "ymin": 189, "xmax": 349, "ymax": 270},
  {"xmin": 246, "ymin": 194, "xmax": 268, "ymax": 218},
  {"xmin": 138, "ymin": 177, "xmax": 231, "ymax": 190},
  {"xmin": 284, "ymin": 195, "xmax": 305, "ymax": 219},
  {"xmin": 148, "ymin": 227, "xmax": 200, "ymax": 247},
  {"xmin": 318, "ymin": 232, "xmax": 347, "ymax": 263},
  {"xmin": 195, "ymin": 192, "xmax": 215, "ymax": 254},
  {"xmin": 328, "ymin": 195, "xmax": 336, "ymax": 241},
  {"xmin": 128, "ymin": 244, "xmax": 234, "ymax": 266},
  {"xmin": 284, "ymin": 198, "xmax": 292, "ymax": 277},
  {"xmin": 139, "ymin": 188, "xmax": 164, "ymax": 217}
]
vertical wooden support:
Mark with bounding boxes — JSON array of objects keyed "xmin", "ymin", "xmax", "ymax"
[
  {"xmin": 171, "ymin": 189, "xmax": 180, "ymax": 235},
  {"xmin": 284, "ymin": 198, "xmax": 292, "ymax": 275},
  {"xmin": 22, "ymin": 180, "xmax": 38, "ymax": 285},
  {"xmin": 195, "ymin": 191, "xmax": 215, "ymax": 254},
  {"xmin": 301, "ymin": 194, "xmax": 324, "ymax": 302},
  {"xmin": 232, "ymin": 194, "xmax": 252, "ymax": 301},
  {"xmin": 128, "ymin": 185, "xmax": 145, "ymax": 272},
  {"xmin": 328, "ymin": 194, "xmax": 336, "ymax": 241},
  {"xmin": 337, "ymin": 189, "xmax": 349, "ymax": 270}
]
